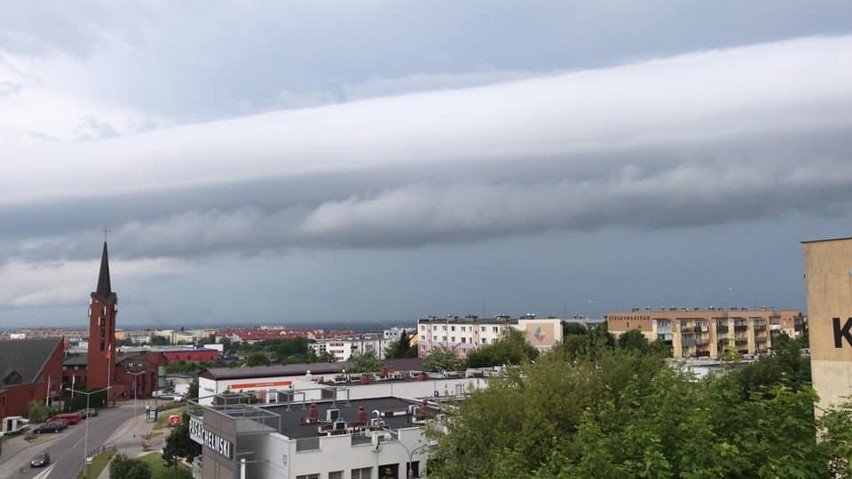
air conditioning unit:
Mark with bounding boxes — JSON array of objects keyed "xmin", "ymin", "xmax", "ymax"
[
  {"xmin": 333, "ymin": 421, "xmax": 346, "ymax": 432},
  {"xmin": 326, "ymin": 409, "xmax": 340, "ymax": 422}
]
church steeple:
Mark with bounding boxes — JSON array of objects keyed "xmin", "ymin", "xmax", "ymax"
[
  {"xmin": 88, "ymin": 240, "xmax": 117, "ymax": 391},
  {"xmin": 96, "ymin": 241, "xmax": 112, "ymax": 298}
]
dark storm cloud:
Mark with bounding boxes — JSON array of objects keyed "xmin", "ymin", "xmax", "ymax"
[{"xmin": 0, "ymin": 35, "xmax": 850, "ymax": 295}]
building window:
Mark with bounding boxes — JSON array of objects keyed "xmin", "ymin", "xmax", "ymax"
[
  {"xmin": 329, "ymin": 472, "xmax": 344, "ymax": 479},
  {"xmin": 461, "ymin": 337, "xmax": 466, "ymax": 343},
  {"xmin": 451, "ymin": 326, "xmax": 455, "ymax": 332},
  {"xmin": 481, "ymin": 327, "xmax": 486, "ymax": 332},
  {"xmin": 492, "ymin": 327, "xmax": 498, "ymax": 333},
  {"xmin": 352, "ymin": 467, "xmax": 372, "ymax": 479},
  {"xmin": 296, "ymin": 475, "xmax": 319, "ymax": 479}
]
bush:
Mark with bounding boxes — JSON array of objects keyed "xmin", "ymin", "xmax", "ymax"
[
  {"xmin": 110, "ymin": 453, "xmax": 152, "ymax": 479},
  {"xmin": 27, "ymin": 401, "xmax": 54, "ymax": 423}
]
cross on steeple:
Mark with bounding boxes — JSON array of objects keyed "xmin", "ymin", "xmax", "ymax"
[{"xmin": 102, "ymin": 228, "xmax": 111, "ymax": 242}]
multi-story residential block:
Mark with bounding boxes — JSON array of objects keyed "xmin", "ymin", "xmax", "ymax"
[
  {"xmin": 607, "ymin": 307, "xmax": 805, "ymax": 359},
  {"xmin": 416, "ymin": 315, "xmax": 568, "ymax": 359},
  {"xmin": 310, "ymin": 335, "xmax": 388, "ymax": 362}
]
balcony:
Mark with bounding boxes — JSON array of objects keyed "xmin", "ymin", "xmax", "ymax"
[
  {"xmin": 735, "ymin": 339, "xmax": 748, "ymax": 347},
  {"xmin": 682, "ymin": 339, "xmax": 698, "ymax": 347},
  {"xmin": 716, "ymin": 325, "xmax": 729, "ymax": 333},
  {"xmin": 734, "ymin": 325, "xmax": 748, "ymax": 332}
]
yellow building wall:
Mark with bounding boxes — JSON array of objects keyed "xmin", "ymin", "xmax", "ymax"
[{"xmin": 802, "ymin": 238, "xmax": 852, "ymax": 410}]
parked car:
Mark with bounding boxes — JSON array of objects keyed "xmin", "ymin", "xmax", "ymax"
[
  {"xmin": 30, "ymin": 451, "xmax": 50, "ymax": 467},
  {"xmin": 50, "ymin": 412, "xmax": 82, "ymax": 425},
  {"xmin": 45, "ymin": 417, "xmax": 70, "ymax": 429},
  {"xmin": 32, "ymin": 422, "xmax": 64, "ymax": 434},
  {"xmin": 78, "ymin": 408, "xmax": 98, "ymax": 418}
]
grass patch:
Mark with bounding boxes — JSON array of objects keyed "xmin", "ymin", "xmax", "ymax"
[
  {"xmin": 75, "ymin": 450, "xmax": 115, "ymax": 479},
  {"xmin": 138, "ymin": 452, "xmax": 192, "ymax": 479}
]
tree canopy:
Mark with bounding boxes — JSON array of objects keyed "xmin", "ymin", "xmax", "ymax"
[
  {"xmin": 385, "ymin": 330, "xmax": 418, "ymax": 359},
  {"xmin": 111, "ymin": 453, "xmax": 152, "ymax": 479},
  {"xmin": 428, "ymin": 336, "xmax": 852, "ymax": 479},
  {"xmin": 347, "ymin": 352, "xmax": 383, "ymax": 374},
  {"xmin": 465, "ymin": 327, "xmax": 539, "ymax": 368},
  {"xmin": 423, "ymin": 348, "xmax": 463, "ymax": 373},
  {"xmin": 163, "ymin": 412, "xmax": 201, "ymax": 477}
]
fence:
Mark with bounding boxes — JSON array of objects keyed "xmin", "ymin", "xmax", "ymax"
[{"xmin": 66, "ymin": 443, "xmax": 116, "ymax": 479}]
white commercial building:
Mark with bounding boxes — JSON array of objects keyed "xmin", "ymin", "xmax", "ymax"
[
  {"xmin": 197, "ymin": 359, "xmax": 485, "ymax": 407},
  {"xmin": 191, "ymin": 395, "xmax": 439, "ymax": 479}
]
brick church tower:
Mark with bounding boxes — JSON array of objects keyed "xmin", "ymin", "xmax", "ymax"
[{"xmin": 87, "ymin": 241, "xmax": 117, "ymax": 390}]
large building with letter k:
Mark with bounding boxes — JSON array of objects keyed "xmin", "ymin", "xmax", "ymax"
[{"xmin": 802, "ymin": 237, "xmax": 852, "ymax": 411}]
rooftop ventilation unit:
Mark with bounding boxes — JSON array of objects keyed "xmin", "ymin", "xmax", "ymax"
[{"xmin": 333, "ymin": 421, "xmax": 346, "ymax": 432}]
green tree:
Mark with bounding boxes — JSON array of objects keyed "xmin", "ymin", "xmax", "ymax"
[
  {"xmin": 423, "ymin": 348, "xmax": 462, "ymax": 373},
  {"xmin": 465, "ymin": 328, "xmax": 539, "ymax": 368},
  {"xmin": 163, "ymin": 413, "xmax": 201, "ymax": 478},
  {"xmin": 245, "ymin": 352, "xmax": 270, "ymax": 367},
  {"xmin": 219, "ymin": 337, "xmax": 234, "ymax": 354},
  {"xmin": 736, "ymin": 333, "xmax": 811, "ymax": 400},
  {"xmin": 347, "ymin": 352, "xmax": 382, "ymax": 374},
  {"xmin": 429, "ymin": 337, "xmax": 834, "ymax": 479},
  {"xmin": 27, "ymin": 401, "xmax": 53, "ymax": 423},
  {"xmin": 110, "ymin": 453, "xmax": 152, "ymax": 479},
  {"xmin": 385, "ymin": 330, "xmax": 417, "ymax": 359},
  {"xmin": 563, "ymin": 322, "xmax": 589, "ymax": 336},
  {"xmin": 188, "ymin": 379, "xmax": 199, "ymax": 401},
  {"xmin": 151, "ymin": 335, "xmax": 170, "ymax": 346}
]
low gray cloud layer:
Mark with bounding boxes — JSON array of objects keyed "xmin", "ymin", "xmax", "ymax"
[
  {"xmin": 1, "ymin": 4, "xmax": 851, "ymax": 322},
  {"xmin": 2, "ymin": 36, "xmax": 851, "ymax": 266}
]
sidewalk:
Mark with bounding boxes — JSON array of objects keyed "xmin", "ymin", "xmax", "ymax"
[{"xmin": 96, "ymin": 405, "xmax": 164, "ymax": 479}]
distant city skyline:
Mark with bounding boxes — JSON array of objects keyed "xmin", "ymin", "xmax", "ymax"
[{"xmin": 1, "ymin": 2, "xmax": 852, "ymax": 328}]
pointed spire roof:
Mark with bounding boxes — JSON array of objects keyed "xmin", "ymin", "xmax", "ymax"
[{"xmin": 93, "ymin": 241, "xmax": 115, "ymax": 303}]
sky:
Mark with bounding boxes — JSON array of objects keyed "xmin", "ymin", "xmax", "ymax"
[{"xmin": 1, "ymin": 1, "xmax": 852, "ymax": 329}]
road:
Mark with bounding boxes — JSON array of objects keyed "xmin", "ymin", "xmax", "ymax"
[{"xmin": 0, "ymin": 405, "xmax": 138, "ymax": 479}]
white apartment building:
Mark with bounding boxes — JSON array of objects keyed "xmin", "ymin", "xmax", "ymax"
[
  {"xmin": 416, "ymin": 315, "xmax": 565, "ymax": 359},
  {"xmin": 310, "ymin": 336, "xmax": 388, "ymax": 362},
  {"xmin": 383, "ymin": 327, "xmax": 415, "ymax": 342}
]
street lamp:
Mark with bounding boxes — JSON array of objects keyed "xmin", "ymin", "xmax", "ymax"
[
  {"xmin": 65, "ymin": 386, "xmax": 110, "ymax": 479},
  {"xmin": 405, "ymin": 440, "xmax": 438, "ymax": 479},
  {"xmin": 380, "ymin": 428, "xmax": 437, "ymax": 479}
]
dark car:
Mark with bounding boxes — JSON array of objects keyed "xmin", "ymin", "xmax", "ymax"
[
  {"xmin": 33, "ymin": 422, "xmax": 64, "ymax": 434},
  {"xmin": 30, "ymin": 452, "xmax": 50, "ymax": 467},
  {"xmin": 78, "ymin": 408, "xmax": 98, "ymax": 418}
]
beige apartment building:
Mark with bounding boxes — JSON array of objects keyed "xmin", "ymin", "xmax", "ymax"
[
  {"xmin": 802, "ymin": 237, "xmax": 852, "ymax": 410},
  {"xmin": 607, "ymin": 308, "xmax": 804, "ymax": 359}
]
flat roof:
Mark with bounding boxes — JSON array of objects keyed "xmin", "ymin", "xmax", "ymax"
[
  {"xmin": 801, "ymin": 236, "xmax": 852, "ymax": 244},
  {"xmin": 200, "ymin": 358, "xmax": 424, "ymax": 381},
  {"xmin": 265, "ymin": 397, "xmax": 422, "ymax": 439}
]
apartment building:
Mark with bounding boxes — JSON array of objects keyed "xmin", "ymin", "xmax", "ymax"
[
  {"xmin": 309, "ymin": 335, "xmax": 388, "ymax": 362},
  {"xmin": 416, "ymin": 315, "xmax": 566, "ymax": 359},
  {"xmin": 607, "ymin": 308, "xmax": 804, "ymax": 359}
]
